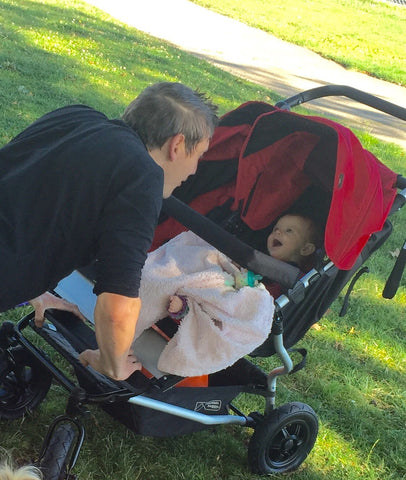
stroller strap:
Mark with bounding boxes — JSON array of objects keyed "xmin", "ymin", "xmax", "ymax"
[
  {"xmin": 287, "ymin": 347, "xmax": 308, "ymax": 374},
  {"xmin": 339, "ymin": 266, "xmax": 370, "ymax": 317}
]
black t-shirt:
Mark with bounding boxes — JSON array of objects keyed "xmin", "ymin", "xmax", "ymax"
[{"xmin": 0, "ymin": 105, "xmax": 163, "ymax": 311}]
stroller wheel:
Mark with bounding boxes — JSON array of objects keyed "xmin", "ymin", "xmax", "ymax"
[
  {"xmin": 0, "ymin": 345, "xmax": 52, "ymax": 420},
  {"xmin": 39, "ymin": 423, "xmax": 77, "ymax": 480},
  {"xmin": 248, "ymin": 401, "xmax": 318, "ymax": 475}
]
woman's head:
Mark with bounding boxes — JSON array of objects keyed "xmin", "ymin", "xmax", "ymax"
[{"xmin": 122, "ymin": 82, "xmax": 218, "ymax": 153}]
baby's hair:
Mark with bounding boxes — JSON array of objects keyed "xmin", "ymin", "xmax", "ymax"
[
  {"xmin": 303, "ymin": 215, "xmax": 324, "ymax": 249},
  {"xmin": 285, "ymin": 212, "xmax": 324, "ymax": 249},
  {"xmin": 0, "ymin": 462, "xmax": 42, "ymax": 480}
]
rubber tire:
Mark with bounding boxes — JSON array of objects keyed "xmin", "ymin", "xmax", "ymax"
[
  {"xmin": 40, "ymin": 423, "xmax": 77, "ymax": 480},
  {"xmin": 248, "ymin": 401, "xmax": 318, "ymax": 475},
  {"xmin": 0, "ymin": 346, "xmax": 53, "ymax": 420}
]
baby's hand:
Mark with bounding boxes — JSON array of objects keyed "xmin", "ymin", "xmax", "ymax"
[{"xmin": 168, "ymin": 295, "xmax": 184, "ymax": 314}]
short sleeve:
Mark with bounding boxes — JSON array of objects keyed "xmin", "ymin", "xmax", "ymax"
[{"xmin": 93, "ymin": 161, "xmax": 163, "ymax": 298}]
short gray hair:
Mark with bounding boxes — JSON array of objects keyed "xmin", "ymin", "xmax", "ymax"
[{"xmin": 122, "ymin": 82, "xmax": 218, "ymax": 153}]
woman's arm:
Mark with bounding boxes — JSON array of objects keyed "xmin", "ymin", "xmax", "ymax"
[{"xmin": 79, "ymin": 292, "xmax": 142, "ymax": 380}]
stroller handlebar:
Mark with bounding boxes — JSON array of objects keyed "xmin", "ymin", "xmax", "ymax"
[{"xmin": 275, "ymin": 84, "xmax": 406, "ymax": 121}]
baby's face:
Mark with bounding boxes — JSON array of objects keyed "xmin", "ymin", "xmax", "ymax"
[{"xmin": 267, "ymin": 215, "xmax": 312, "ymax": 263}]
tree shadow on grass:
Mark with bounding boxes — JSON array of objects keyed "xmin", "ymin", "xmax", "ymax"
[{"xmin": 0, "ymin": 0, "xmax": 278, "ymax": 143}]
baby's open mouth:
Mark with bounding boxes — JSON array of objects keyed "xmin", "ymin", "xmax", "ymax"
[{"xmin": 272, "ymin": 239, "xmax": 282, "ymax": 247}]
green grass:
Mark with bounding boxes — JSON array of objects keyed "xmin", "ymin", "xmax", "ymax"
[
  {"xmin": 0, "ymin": 0, "xmax": 278, "ymax": 145},
  {"xmin": 190, "ymin": 0, "xmax": 406, "ymax": 87},
  {"xmin": 1, "ymin": 0, "xmax": 405, "ymax": 479}
]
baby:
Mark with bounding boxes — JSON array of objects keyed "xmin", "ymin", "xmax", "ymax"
[
  {"xmin": 168, "ymin": 213, "xmax": 322, "ymax": 317},
  {"xmin": 266, "ymin": 213, "xmax": 321, "ymax": 269}
]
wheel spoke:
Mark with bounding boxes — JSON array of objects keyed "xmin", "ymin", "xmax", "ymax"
[
  {"xmin": 291, "ymin": 423, "xmax": 301, "ymax": 435},
  {"xmin": 295, "ymin": 424, "xmax": 306, "ymax": 446},
  {"xmin": 281, "ymin": 426, "xmax": 290, "ymax": 439},
  {"xmin": 267, "ymin": 420, "xmax": 310, "ymax": 465}
]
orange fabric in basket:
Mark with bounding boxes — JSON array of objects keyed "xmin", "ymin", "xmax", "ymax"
[{"xmin": 141, "ymin": 366, "xmax": 208, "ymax": 387}]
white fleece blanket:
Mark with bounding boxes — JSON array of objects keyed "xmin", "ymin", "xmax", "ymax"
[{"xmin": 134, "ymin": 231, "xmax": 274, "ymax": 377}]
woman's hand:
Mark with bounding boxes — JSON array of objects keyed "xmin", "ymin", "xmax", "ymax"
[
  {"xmin": 29, "ymin": 291, "xmax": 86, "ymax": 327},
  {"xmin": 78, "ymin": 348, "xmax": 142, "ymax": 380}
]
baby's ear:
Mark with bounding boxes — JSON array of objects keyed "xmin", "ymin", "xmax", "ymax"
[{"xmin": 301, "ymin": 242, "xmax": 316, "ymax": 257}]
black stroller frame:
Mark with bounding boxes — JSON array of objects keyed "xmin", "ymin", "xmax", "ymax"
[{"xmin": 1, "ymin": 85, "xmax": 406, "ymax": 479}]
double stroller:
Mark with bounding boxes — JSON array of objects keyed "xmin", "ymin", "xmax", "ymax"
[{"xmin": 1, "ymin": 85, "xmax": 405, "ymax": 479}]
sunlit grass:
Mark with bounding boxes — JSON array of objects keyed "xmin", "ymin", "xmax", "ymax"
[
  {"xmin": 0, "ymin": 0, "xmax": 278, "ymax": 144},
  {"xmin": 316, "ymin": 301, "xmax": 406, "ymax": 375},
  {"xmin": 309, "ymin": 423, "xmax": 386, "ymax": 479},
  {"xmin": 190, "ymin": 0, "xmax": 406, "ymax": 86}
]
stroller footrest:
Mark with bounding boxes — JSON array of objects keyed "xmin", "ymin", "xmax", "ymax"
[
  {"xmin": 31, "ymin": 313, "xmax": 119, "ymax": 390},
  {"xmin": 43, "ymin": 309, "xmax": 98, "ymax": 352},
  {"xmin": 40, "ymin": 310, "xmax": 170, "ymax": 381}
]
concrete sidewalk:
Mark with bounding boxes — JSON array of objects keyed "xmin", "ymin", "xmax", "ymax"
[{"xmin": 85, "ymin": 0, "xmax": 406, "ymax": 152}]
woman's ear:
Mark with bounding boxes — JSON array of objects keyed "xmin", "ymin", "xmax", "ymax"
[
  {"xmin": 167, "ymin": 133, "xmax": 186, "ymax": 161},
  {"xmin": 301, "ymin": 242, "xmax": 316, "ymax": 257}
]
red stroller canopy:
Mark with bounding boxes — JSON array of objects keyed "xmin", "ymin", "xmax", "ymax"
[{"xmin": 155, "ymin": 102, "xmax": 398, "ymax": 270}]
